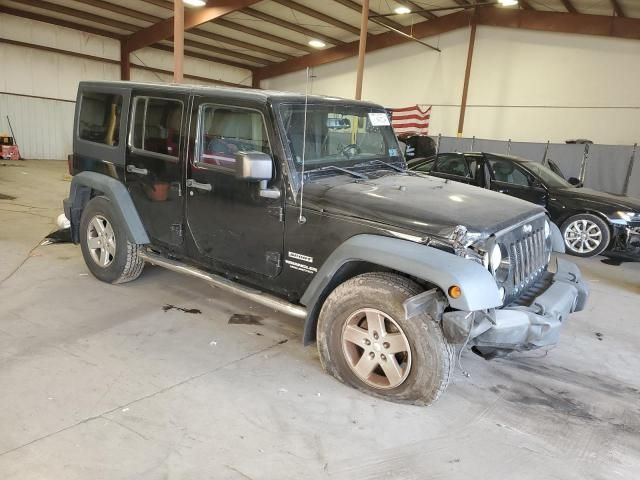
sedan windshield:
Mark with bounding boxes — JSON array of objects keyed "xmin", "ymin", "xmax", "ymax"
[
  {"xmin": 525, "ymin": 161, "xmax": 573, "ymax": 189},
  {"xmin": 278, "ymin": 104, "xmax": 404, "ymax": 175}
]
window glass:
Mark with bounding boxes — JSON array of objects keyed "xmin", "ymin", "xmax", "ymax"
[
  {"xmin": 412, "ymin": 158, "xmax": 435, "ymax": 173},
  {"xmin": 130, "ymin": 97, "xmax": 183, "ymax": 158},
  {"xmin": 278, "ymin": 104, "xmax": 401, "ymax": 170},
  {"xmin": 488, "ymin": 158, "xmax": 532, "ymax": 187},
  {"xmin": 435, "ymin": 154, "xmax": 470, "ymax": 178},
  {"xmin": 467, "ymin": 158, "xmax": 477, "ymax": 179},
  {"xmin": 198, "ymin": 105, "xmax": 270, "ymax": 171},
  {"xmin": 78, "ymin": 92, "xmax": 122, "ymax": 146}
]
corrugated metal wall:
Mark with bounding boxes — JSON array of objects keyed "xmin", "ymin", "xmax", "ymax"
[{"xmin": 0, "ymin": 94, "xmax": 75, "ymax": 160}]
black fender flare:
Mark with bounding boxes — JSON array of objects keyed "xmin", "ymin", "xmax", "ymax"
[
  {"xmin": 65, "ymin": 171, "xmax": 149, "ymax": 245},
  {"xmin": 299, "ymin": 234, "xmax": 501, "ymax": 344}
]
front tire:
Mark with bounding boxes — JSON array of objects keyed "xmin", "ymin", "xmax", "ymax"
[
  {"xmin": 317, "ymin": 273, "xmax": 454, "ymax": 406},
  {"xmin": 561, "ymin": 213, "xmax": 610, "ymax": 257},
  {"xmin": 79, "ymin": 196, "xmax": 145, "ymax": 284}
]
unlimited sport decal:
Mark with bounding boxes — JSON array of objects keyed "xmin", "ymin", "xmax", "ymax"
[{"xmin": 285, "ymin": 251, "xmax": 317, "ymax": 274}]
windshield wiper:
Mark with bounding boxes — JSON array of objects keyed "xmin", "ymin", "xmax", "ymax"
[
  {"xmin": 304, "ymin": 165, "xmax": 368, "ymax": 179},
  {"xmin": 355, "ymin": 159, "xmax": 410, "ymax": 174}
]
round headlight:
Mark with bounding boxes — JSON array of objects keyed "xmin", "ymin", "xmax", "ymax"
[
  {"xmin": 544, "ymin": 219, "xmax": 551, "ymax": 239},
  {"xmin": 489, "ymin": 243, "xmax": 502, "ymax": 271}
]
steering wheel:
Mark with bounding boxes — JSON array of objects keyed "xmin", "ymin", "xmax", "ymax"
[{"xmin": 341, "ymin": 143, "xmax": 361, "ymax": 158}]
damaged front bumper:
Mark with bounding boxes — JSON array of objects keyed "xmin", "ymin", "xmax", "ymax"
[{"xmin": 442, "ymin": 257, "xmax": 589, "ymax": 357}]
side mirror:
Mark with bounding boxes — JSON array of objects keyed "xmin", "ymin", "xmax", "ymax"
[
  {"xmin": 234, "ymin": 151, "xmax": 280, "ymax": 199},
  {"xmin": 235, "ymin": 151, "xmax": 273, "ymax": 181},
  {"xmin": 568, "ymin": 177, "xmax": 583, "ymax": 187}
]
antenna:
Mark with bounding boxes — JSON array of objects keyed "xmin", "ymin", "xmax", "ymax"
[{"xmin": 298, "ymin": 67, "xmax": 311, "ymax": 224}]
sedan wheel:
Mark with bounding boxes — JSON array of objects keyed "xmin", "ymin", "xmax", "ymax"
[{"xmin": 561, "ymin": 213, "xmax": 610, "ymax": 258}]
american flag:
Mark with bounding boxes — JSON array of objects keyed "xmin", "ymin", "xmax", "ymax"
[{"xmin": 389, "ymin": 105, "xmax": 431, "ymax": 136}]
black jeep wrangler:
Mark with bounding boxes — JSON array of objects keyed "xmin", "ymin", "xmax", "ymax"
[{"xmin": 64, "ymin": 81, "xmax": 588, "ymax": 405}]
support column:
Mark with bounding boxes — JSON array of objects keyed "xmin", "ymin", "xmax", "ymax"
[
  {"xmin": 355, "ymin": 0, "xmax": 369, "ymax": 100},
  {"xmin": 174, "ymin": 0, "xmax": 184, "ymax": 83},
  {"xmin": 457, "ymin": 21, "xmax": 477, "ymax": 137},
  {"xmin": 120, "ymin": 40, "xmax": 130, "ymax": 81}
]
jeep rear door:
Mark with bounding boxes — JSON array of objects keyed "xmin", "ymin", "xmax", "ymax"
[
  {"xmin": 184, "ymin": 96, "xmax": 284, "ymax": 278},
  {"xmin": 125, "ymin": 91, "xmax": 188, "ymax": 249}
]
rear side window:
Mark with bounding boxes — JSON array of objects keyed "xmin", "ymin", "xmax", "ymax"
[
  {"xmin": 130, "ymin": 97, "xmax": 183, "ymax": 158},
  {"xmin": 197, "ymin": 105, "xmax": 270, "ymax": 172},
  {"xmin": 78, "ymin": 92, "xmax": 123, "ymax": 146}
]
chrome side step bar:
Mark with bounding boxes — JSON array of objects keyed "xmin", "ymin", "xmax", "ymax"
[{"xmin": 138, "ymin": 251, "xmax": 308, "ymax": 319}]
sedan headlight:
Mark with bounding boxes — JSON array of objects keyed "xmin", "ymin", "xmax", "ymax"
[
  {"xmin": 544, "ymin": 219, "xmax": 551, "ymax": 239},
  {"xmin": 616, "ymin": 211, "xmax": 640, "ymax": 222}
]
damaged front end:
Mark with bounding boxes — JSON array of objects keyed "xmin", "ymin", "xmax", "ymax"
[{"xmin": 431, "ymin": 215, "xmax": 588, "ymax": 359}]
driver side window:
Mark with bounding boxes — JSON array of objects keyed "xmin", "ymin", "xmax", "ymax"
[
  {"xmin": 196, "ymin": 104, "xmax": 270, "ymax": 172},
  {"xmin": 434, "ymin": 154, "xmax": 470, "ymax": 178},
  {"xmin": 488, "ymin": 158, "xmax": 532, "ymax": 187}
]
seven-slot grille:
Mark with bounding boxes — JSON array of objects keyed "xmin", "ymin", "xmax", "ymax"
[{"xmin": 509, "ymin": 227, "xmax": 547, "ymax": 289}]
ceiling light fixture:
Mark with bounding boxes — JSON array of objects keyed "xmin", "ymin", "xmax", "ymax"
[
  {"xmin": 308, "ymin": 39, "xmax": 326, "ymax": 49},
  {"xmin": 394, "ymin": 6, "xmax": 412, "ymax": 15},
  {"xmin": 498, "ymin": 0, "xmax": 518, "ymax": 6},
  {"xmin": 184, "ymin": 0, "xmax": 206, "ymax": 7}
]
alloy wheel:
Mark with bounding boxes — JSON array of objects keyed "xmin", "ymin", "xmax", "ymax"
[
  {"xmin": 87, "ymin": 215, "xmax": 116, "ymax": 267},
  {"xmin": 341, "ymin": 308, "xmax": 412, "ymax": 389},
  {"xmin": 564, "ymin": 219, "xmax": 602, "ymax": 254}
]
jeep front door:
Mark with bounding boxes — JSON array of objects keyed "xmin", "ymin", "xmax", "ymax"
[{"xmin": 185, "ymin": 99, "xmax": 284, "ymax": 277}]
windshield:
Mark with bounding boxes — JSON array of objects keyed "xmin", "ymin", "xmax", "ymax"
[
  {"xmin": 525, "ymin": 161, "xmax": 572, "ymax": 188},
  {"xmin": 278, "ymin": 104, "xmax": 404, "ymax": 175}
]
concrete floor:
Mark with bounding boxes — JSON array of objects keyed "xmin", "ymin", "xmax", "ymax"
[{"xmin": 1, "ymin": 160, "xmax": 639, "ymax": 480}]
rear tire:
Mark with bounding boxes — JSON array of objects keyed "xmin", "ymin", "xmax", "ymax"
[
  {"xmin": 560, "ymin": 213, "xmax": 610, "ymax": 258},
  {"xmin": 317, "ymin": 272, "xmax": 454, "ymax": 406},
  {"xmin": 79, "ymin": 196, "xmax": 145, "ymax": 284}
]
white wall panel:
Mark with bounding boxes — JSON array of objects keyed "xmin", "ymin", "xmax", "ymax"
[{"xmin": 264, "ymin": 26, "xmax": 640, "ymax": 146}]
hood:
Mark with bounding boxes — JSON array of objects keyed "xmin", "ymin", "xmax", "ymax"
[
  {"xmin": 303, "ymin": 173, "xmax": 544, "ymax": 239},
  {"xmin": 552, "ymin": 187, "xmax": 640, "ymax": 211}
]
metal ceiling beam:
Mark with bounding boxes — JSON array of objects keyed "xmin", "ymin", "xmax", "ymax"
[
  {"xmin": 271, "ymin": 0, "xmax": 361, "ymax": 36},
  {"xmin": 256, "ymin": 7, "xmax": 640, "ymax": 81},
  {"xmin": 16, "ymin": 0, "xmax": 271, "ymax": 65},
  {"xmin": 0, "ymin": 6, "xmax": 256, "ymax": 71},
  {"xmin": 125, "ymin": 0, "xmax": 262, "ymax": 52},
  {"xmin": 255, "ymin": 11, "xmax": 470, "ymax": 81},
  {"xmin": 611, "ymin": 0, "xmax": 626, "ymax": 17},
  {"xmin": 17, "ymin": 0, "xmax": 141, "ymax": 32},
  {"xmin": 214, "ymin": 18, "xmax": 314, "ymax": 53},
  {"xmin": 560, "ymin": 0, "xmax": 578, "ymax": 13},
  {"xmin": 242, "ymin": 8, "xmax": 345, "ymax": 45},
  {"xmin": 79, "ymin": 0, "xmax": 297, "ymax": 58},
  {"xmin": 331, "ymin": 0, "xmax": 405, "ymax": 30},
  {"xmin": 0, "ymin": 5, "xmax": 121, "ymax": 39},
  {"xmin": 138, "ymin": 0, "xmax": 314, "ymax": 53}
]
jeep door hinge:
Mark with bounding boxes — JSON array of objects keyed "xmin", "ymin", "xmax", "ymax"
[
  {"xmin": 170, "ymin": 223, "xmax": 184, "ymax": 238},
  {"xmin": 265, "ymin": 251, "xmax": 281, "ymax": 276},
  {"xmin": 267, "ymin": 206, "xmax": 284, "ymax": 222}
]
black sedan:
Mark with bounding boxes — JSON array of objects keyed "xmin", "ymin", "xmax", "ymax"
[{"xmin": 408, "ymin": 152, "xmax": 640, "ymax": 258}]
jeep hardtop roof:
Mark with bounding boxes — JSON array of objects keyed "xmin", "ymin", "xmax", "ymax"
[{"xmin": 78, "ymin": 81, "xmax": 384, "ymax": 110}]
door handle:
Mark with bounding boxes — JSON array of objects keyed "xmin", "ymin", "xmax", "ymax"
[
  {"xmin": 126, "ymin": 164, "xmax": 148, "ymax": 175},
  {"xmin": 186, "ymin": 179, "xmax": 212, "ymax": 192}
]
